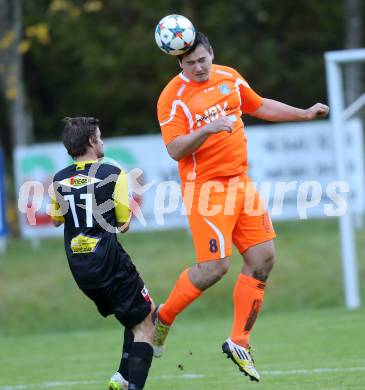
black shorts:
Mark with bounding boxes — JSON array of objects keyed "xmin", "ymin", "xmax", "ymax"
[{"xmin": 82, "ymin": 273, "xmax": 152, "ymax": 329}]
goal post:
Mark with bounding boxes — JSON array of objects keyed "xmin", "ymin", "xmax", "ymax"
[{"xmin": 324, "ymin": 49, "xmax": 365, "ymax": 310}]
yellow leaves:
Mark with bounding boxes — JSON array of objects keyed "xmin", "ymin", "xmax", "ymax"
[
  {"xmin": 0, "ymin": 63, "xmax": 19, "ymax": 101},
  {"xmin": 0, "ymin": 24, "xmax": 49, "ymax": 56},
  {"xmin": 25, "ymin": 23, "xmax": 50, "ymax": 45},
  {"xmin": 0, "ymin": 1, "xmax": 102, "ymax": 57},
  {"xmin": 84, "ymin": 1, "xmax": 103, "ymax": 13},
  {"xmin": 49, "ymin": 0, "xmax": 81, "ymax": 17},
  {"xmin": 49, "ymin": 0, "xmax": 103, "ymax": 16},
  {"xmin": 50, "ymin": 0, "xmax": 75, "ymax": 13},
  {"xmin": 18, "ymin": 40, "xmax": 31, "ymax": 54},
  {"xmin": 0, "ymin": 31, "xmax": 16, "ymax": 50},
  {"xmin": 6, "ymin": 87, "xmax": 17, "ymax": 100},
  {"xmin": 4, "ymin": 73, "xmax": 18, "ymax": 100}
]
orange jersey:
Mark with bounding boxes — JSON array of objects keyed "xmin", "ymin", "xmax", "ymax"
[{"xmin": 157, "ymin": 64, "xmax": 262, "ymax": 184}]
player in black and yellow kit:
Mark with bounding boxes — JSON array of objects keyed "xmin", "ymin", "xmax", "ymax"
[{"xmin": 51, "ymin": 117, "xmax": 154, "ymax": 390}]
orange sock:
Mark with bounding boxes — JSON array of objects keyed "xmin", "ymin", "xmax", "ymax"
[
  {"xmin": 158, "ymin": 269, "xmax": 202, "ymax": 326},
  {"xmin": 230, "ymin": 273, "xmax": 265, "ymax": 347}
]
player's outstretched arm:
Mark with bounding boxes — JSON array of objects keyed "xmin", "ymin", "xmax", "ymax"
[
  {"xmin": 166, "ymin": 117, "xmax": 233, "ymax": 161},
  {"xmin": 250, "ymin": 98, "xmax": 329, "ymax": 122}
]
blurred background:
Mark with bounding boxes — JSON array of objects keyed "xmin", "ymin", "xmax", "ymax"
[
  {"xmin": 0, "ymin": 1, "xmax": 365, "ymax": 389},
  {"xmin": 1, "ymin": 0, "xmax": 364, "ymax": 150}
]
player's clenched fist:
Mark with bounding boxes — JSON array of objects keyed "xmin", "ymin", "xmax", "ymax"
[
  {"xmin": 305, "ymin": 103, "xmax": 330, "ymax": 120},
  {"xmin": 204, "ymin": 117, "xmax": 234, "ymax": 134}
]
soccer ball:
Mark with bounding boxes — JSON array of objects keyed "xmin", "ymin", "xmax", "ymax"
[{"xmin": 155, "ymin": 14, "xmax": 196, "ymax": 56}]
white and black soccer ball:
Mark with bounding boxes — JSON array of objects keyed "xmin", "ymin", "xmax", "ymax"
[{"xmin": 155, "ymin": 14, "xmax": 196, "ymax": 56}]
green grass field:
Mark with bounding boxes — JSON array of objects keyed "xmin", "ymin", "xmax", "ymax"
[
  {"xmin": 0, "ymin": 219, "xmax": 364, "ymax": 389},
  {"xmin": 1, "ymin": 309, "xmax": 365, "ymax": 389}
]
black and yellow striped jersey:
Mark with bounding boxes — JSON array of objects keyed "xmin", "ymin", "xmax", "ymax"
[{"xmin": 52, "ymin": 160, "xmax": 135, "ymax": 288}]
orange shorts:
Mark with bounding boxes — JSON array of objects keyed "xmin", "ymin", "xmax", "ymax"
[{"xmin": 182, "ymin": 175, "xmax": 276, "ymax": 261}]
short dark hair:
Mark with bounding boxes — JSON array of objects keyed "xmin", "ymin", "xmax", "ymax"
[
  {"xmin": 178, "ymin": 31, "xmax": 212, "ymax": 61},
  {"xmin": 62, "ymin": 117, "xmax": 100, "ymax": 159}
]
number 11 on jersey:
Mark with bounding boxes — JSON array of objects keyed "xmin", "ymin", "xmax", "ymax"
[{"xmin": 64, "ymin": 193, "xmax": 93, "ymax": 227}]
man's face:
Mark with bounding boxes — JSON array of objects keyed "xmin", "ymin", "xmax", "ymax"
[
  {"xmin": 92, "ymin": 127, "xmax": 104, "ymax": 159},
  {"xmin": 179, "ymin": 44, "xmax": 214, "ymax": 83}
]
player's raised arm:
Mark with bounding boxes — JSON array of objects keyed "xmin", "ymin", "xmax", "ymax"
[{"xmin": 250, "ymin": 98, "xmax": 329, "ymax": 122}]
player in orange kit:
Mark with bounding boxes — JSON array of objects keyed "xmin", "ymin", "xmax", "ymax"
[{"xmin": 153, "ymin": 31, "xmax": 329, "ymax": 381}]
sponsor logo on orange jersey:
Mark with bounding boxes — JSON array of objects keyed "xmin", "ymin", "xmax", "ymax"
[{"xmin": 219, "ymin": 83, "xmax": 230, "ymax": 95}]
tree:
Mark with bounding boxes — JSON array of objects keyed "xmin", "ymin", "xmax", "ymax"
[
  {"xmin": 0, "ymin": 0, "xmax": 34, "ymax": 149},
  {"xmin": 0, "ymin": 0, "xmax": 353, "ymax": 150}
]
